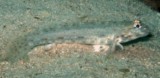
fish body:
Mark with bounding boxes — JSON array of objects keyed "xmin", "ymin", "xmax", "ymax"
[{"xmin": 29, "ymin": 20, "xmax": 150, "ymax": 53}]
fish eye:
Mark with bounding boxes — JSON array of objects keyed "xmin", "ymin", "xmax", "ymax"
[
  {"xmin": 134, "ymin": 24, "xmax": 141, "ymax": 28},
  {"xmin": 136, "ymin": 25, "xmax": 140, "ymax": 28}
]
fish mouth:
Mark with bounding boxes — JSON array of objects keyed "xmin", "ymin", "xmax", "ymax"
[
  {"xmin": 119, "ymin": 34, "xmax": 152, "ymax": 47},
  {"xmin": 120, "ymin": 27, "xmax": 150, "ymax": 43}
]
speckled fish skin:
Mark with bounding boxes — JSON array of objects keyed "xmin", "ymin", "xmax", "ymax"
[
  {"xmin": 119, "ymin": 20, "xmax": 150, "ymax": 43},
  {"xmin": 108, "ymin": 20, "xmax": 150, "ymax": 52},
  {"xmin": 28, "ymin": 20, "xmax": 150, "ymax": 53},
  {"xmin": 50, "ymin": 20, "xmax": 150, "ymax": 52}
]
